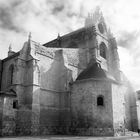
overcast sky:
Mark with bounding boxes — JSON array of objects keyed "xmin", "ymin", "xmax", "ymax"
[{"xmin": 0, "ymin": 0, "xmax": 140, "ymax": 90}]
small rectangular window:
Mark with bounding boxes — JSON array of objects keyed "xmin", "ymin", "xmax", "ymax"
[
  {"xmin": 97, "ymin": 96, "xmax": 104, "ymax": 106},
  {"xmin": 13, "ymin": 100, "xmax": 18, "ymax": 109}
]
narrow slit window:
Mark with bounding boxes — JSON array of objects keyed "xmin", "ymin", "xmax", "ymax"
[
  {"xmin": 13, "ymin": 100, "xmax": 18, "ymax": 109},
  {"xmin": 97, "ymin": 96, "xmax": 104, "ymax": 106}
]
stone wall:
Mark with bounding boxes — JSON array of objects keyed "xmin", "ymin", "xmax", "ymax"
[
  {"xmin": 1, "ymin": 97, "xmax": 16, "ymax": 136},
  {"xmin": 112, "ymin": 82, "xmax": 138, "ymax": 135},
  {"xmin": 127, "ymin": 86, "xmax": 138, "ymax": 131},
  {"xmin": 112, "ymin": 83, "xmax": 126, "ymax": 135},
  {"xmin": 29, "ymin": 43, "xmax": 77, "ymax": 134},
  {"xmin": 1, "ymin": 56, "xmax": 18, "ymax": 91},
  {"xmin": 71, "ymin": 79, "xmax": 114, "ymax": 136},
  {"xmin": 108, "ymin": 38, "xmax": 120, "ymax": 81},
  {"xmin": 15, "ymin": 109, "xmax": 32, "ymax": 135},
  {"xmin": 136, "ymin": 100, "xmax": 140, "ymax": 129},
  {"xmin": 0, "ymin": 60, "xmax": 2, "ymax": 90},
  {"xmin": 0, "ymin": 98, "xmax": 3, "ymax": 135}
]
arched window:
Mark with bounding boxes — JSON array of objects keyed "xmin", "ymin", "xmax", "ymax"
[
  {"xmin": 97, "ymin": 95, "xmax": 104, "ymax": 106},
  {"xmin": 99, "ymin": 42, "xmax": 107, "ymax": 59},
  {"xmin": 7, "ymin": 64, "xmax": 14, "ymax": 86}
]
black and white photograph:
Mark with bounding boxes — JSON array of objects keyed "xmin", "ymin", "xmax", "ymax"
[{"xmin": 0, "ymin": 0, "xmax": 140, "ymax": 139}]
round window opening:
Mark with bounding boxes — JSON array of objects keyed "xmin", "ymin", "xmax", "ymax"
[{"xmin": 98, "ymin": 23, "xmax": 104, "ymax": 34}]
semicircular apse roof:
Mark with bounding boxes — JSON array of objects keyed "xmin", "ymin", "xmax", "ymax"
[{"xmin": 76, "ymin": 62, "xmax": 115, "ymax": 81}]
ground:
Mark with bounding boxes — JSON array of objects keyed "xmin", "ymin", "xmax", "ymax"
[{"xmin": 0, "ymin": 136, "xmax": 140, "ymax": 140}]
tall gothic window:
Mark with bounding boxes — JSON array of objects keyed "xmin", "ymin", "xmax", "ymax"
[
  {"xmin": 99, "ymin": 42, "xmax": 107, "ymax": 59},
  {"xmin": 7, "ymin": 64, "xmax": 14, "ymax": 86},
  {"xmin": 97, "ymin": 95, "xmax": 104, "ymax": 106}
]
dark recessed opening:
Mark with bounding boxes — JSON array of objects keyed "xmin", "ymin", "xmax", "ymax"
[
  {"xmin": 13, "ymin": 100, "xmax": 18, "ymax": 109},
  {"xmin": 97, "ymin": 96, "xmax": 104, "ymax": 106},
  {"xmin": 99, "ymin": 42, "xmax": 107, "ymax": 59}
]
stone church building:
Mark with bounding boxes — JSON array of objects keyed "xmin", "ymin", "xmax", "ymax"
[{"xmin": 0, "ymin": 9, "xmax": 138, "ymax": 136}]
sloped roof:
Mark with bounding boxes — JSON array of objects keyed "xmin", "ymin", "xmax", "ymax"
[
  {"xmin": 76, "ymin": 62, "xmax": 115, "ymax": 81},
  {"xmin": 43, "ymin": 26, "xmax": 96, "ymax": 48}
]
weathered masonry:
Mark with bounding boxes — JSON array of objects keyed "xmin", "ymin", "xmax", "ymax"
[{"xmin": 0, "ymin": 8, "xmax": 138, "ymax": 136}]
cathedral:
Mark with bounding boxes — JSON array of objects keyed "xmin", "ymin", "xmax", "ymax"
[{"xmin": 0, "ymin": 9, "xmax": 138, "ymax": 136}]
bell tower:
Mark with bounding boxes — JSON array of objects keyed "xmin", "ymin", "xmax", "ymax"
[
  {"xmin": 85, "ymin": 7, "xmax": 120, "ymax": 80},
  {"xmin": 85, "ymin": 7, "xmax": 109, "ymax": 71}
]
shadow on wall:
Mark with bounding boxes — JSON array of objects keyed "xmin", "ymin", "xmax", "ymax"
[
  {"xmin": 40, "ymin": 50, "xmax": 73, "ymax": 91},
  {"xmin": 38, "ymin": 50, "xmax": 73, "ymax": 135}
]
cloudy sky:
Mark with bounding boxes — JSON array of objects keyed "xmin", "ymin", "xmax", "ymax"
[{"xmin": 0, "ymin": 0, "xmax": 140, "ymax": 90}]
